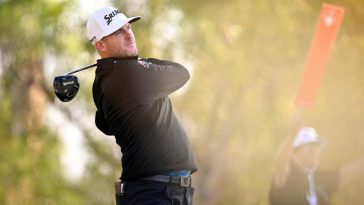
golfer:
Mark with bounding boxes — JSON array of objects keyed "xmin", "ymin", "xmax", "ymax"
[{"xmin": 87, "ymin": 6, "xmax": 197, "ymax": 205}]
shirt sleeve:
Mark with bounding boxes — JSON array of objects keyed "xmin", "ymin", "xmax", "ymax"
[{"xmin": 114, "ymin": 58, "xmax": 190, "ymax": 105}]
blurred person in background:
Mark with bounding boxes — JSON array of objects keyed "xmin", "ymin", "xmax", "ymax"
[
  {"xmin": 87, "ymin": 6, "xmax": 197, "ymax": 205},
  {"xmin": 269, "ymin": 111, "xmax": 364, "ymax": 205}
]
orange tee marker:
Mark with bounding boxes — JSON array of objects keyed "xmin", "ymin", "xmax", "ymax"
[{"xmin": 295, "ymin": 3, "xmax": 344, "ymax": 107}]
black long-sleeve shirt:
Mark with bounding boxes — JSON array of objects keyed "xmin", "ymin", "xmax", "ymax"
[{"xmin": 92, "ymin": 56, "xmax": 197, "ymax": 180}]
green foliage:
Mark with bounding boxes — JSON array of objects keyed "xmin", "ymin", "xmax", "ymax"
[
  {"xmin": 0, "ymin": 128, "xmax": 84, "ymax": 205},
  {"xmin": 2, "ymin": 0, "xmax": 364, "ymax": 204},
  {"xmin": 0, "ymin": 0, "xmax": 90, "ymax": 205}
]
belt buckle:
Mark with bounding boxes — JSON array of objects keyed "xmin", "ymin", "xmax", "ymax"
[
  {"xmin": 114, "ymin": 181, "xmax": 125, "ymax": 194},
  {"xmin": 179, "ymin": 176, "xmax": 191, "ymax": 187}
]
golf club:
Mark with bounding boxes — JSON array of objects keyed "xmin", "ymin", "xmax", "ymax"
[{"xmin": 53, "ymin": 63, "xmax": 97, "ymax": 102}]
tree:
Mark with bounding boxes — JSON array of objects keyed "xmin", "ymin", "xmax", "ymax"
[
  {"xmin": 0, "ymin": 0, "xmax": 90, "ymax": 204},
  {"xmin": 2, "ymin": 0, "xmax": 364, "ymax": 204}
]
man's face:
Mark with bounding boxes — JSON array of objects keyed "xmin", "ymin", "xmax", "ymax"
[
  {"xmin": 294, "ymin": 143, "xmax": 322, "ymax": 172},
  {"xmin": 98, "ymin": 23, "xmax": 138, "ymax": 58}
]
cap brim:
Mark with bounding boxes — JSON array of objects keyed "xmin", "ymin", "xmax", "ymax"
[{"xmin": 128, "ymin": 16, "xmax": 141, "ymax": 23}]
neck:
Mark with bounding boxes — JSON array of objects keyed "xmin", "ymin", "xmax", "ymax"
[{"xmin": 292, "ymin": 156, "xmax": 316, "ymax": 175}]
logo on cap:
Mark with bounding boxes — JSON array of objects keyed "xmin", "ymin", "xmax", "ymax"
[
  {"xmin": 104, "ymin": 9, "xmax": 121, "ymax": 25},
  {"xmin": 90, "ymin": 36, "xmax": 97, "ymax": 43}
]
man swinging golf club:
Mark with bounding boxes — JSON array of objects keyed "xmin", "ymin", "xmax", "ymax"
[{"xmin": 87, "ymin": 6, "xmax": 197, "ymax": 205}]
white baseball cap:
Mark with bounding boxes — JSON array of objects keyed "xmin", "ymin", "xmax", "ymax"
[
  {"xmin": 87, "ymin": 6, "xmax": 141, "ymax": 45},
  {"xmin": 292, "ymin": 127, "xmax": 326, "ymax": 149}
]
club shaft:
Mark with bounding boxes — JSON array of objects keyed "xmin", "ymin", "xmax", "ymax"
[{"xmin": 64, "ymin": 63, "xmax": 97, "ymax": 75}]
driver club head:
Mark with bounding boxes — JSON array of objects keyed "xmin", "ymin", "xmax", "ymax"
[{"xmin": 53, "ymin": 75, "xmax": 80, "ymax": 102}]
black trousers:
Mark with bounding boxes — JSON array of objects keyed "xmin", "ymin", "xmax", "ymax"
[{"xmin": 115, "ymin": 180, "xmax": 195, "ymax": 205}]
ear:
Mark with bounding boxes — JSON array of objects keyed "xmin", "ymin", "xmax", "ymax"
[
  {"xmin": 94, "ymin": 40, "xmax": 110, "ymax": 58},
  {"xmin": 95, "ymin": 41, "xmax": 107, "ymax": 53}
]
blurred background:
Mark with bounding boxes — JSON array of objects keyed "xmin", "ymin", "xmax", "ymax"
[{"xmin": 1, "ymin": 0, "xmax": 364, "ymax": 204}]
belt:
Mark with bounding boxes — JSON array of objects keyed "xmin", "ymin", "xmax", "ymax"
[{"xmin": 142, "ymin": 175, "xmax": 192, "ymax": 187}]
